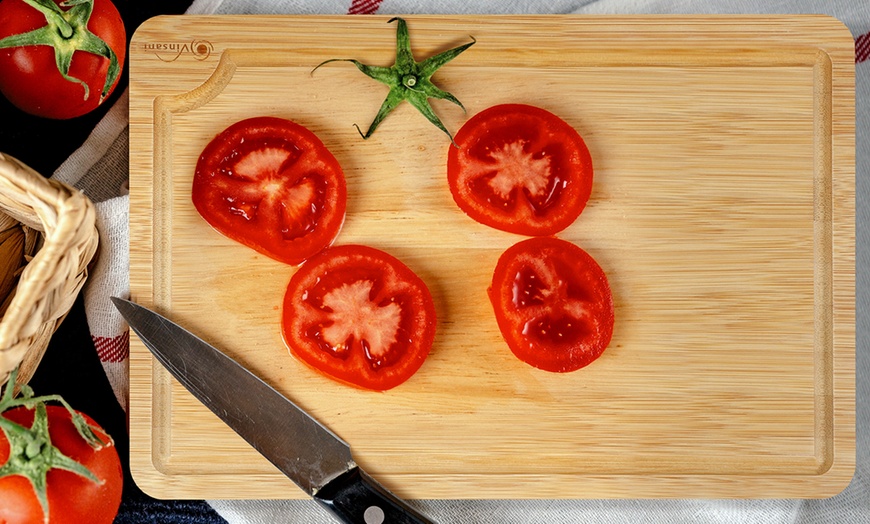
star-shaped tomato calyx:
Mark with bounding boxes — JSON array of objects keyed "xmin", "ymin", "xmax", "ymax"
[
  {"xmin": 0, "ymin": 0, "xmax": 121, "ymax": 103},
  {"xmin": 313, "ymin": 17, "xmax": 475, "ymax": 145}
]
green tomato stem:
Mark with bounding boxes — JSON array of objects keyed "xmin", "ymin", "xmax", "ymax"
[
  {"xmin": 22, "ymin": 0, "xmax": 74, "ymax": 38},
  {"xmin": 312, "ymin": 17, "xmax": 474, "ymax": 144}
]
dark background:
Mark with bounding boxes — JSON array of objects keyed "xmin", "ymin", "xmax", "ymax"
[{"xmin": 1, "ymin": 1, "xmax": 228, "ymax": 522}]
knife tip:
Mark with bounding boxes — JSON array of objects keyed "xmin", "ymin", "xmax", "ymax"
[{"xmin": 110, "ymin": 296, "xmax": 134, "ymax": 316}]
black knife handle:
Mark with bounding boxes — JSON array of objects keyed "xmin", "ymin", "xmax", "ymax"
[{"xmin": 314, "ymin": 467, "xmax": 435, "ymax": 524}]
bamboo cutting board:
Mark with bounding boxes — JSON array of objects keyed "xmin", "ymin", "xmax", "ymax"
[{"xmin": 128, "ymin": 15, "xmax": 855, "ymax": 500}]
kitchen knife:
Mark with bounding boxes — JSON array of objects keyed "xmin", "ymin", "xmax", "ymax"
[{"xmin": 111, "ymin": 297, "xmax": 434, "ymax": 524}]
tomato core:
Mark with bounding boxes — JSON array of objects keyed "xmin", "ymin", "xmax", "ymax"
[{"xmin": 304, "ymin": 279, "xmax": 408, "ymax": 369}]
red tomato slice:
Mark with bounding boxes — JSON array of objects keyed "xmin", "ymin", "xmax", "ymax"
[
  {"xmin": 447, "ymin": 104, "xmax": 593, "ymax": 236},
  {"xmin": 489, "ymin": 237, "xmax": 613, "ymax": 372},
  {"xmin": 282, "ymin": 245, "xmax": 437, "ymax": 390},
  {"xmin": 193, "ymin": 117, "xmax": 347, "ymax": 265}
]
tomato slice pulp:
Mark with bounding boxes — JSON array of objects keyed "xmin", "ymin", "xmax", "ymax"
[
  {"xmin": 192, "ymin": 117, "xmax": 347, "ymax": 265},
  {"xmin": 282, "ymin": 245, "xmax": 437, "ymax": 390},
  {"xmin": 489, "ymin": 237, "xmax": 613, "ymax": 372},
  {"xmin": 447, "ymin": 104, "xmax": 593, "ymax": 236}
]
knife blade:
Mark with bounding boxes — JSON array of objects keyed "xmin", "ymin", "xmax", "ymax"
[{"xmin": 112, "ymin": 297, "xmax": 434, "ymax": 524}]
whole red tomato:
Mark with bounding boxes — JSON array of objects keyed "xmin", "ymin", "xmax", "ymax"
[
  {"xmin": 0, "ymin": 0, "xmax": 126, "ymax": 119},
  {"xmin": 0, "ymin": 404, "xmax": 123, "ymax": 524}
]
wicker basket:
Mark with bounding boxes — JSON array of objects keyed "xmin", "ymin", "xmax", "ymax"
[{"xmin": 0, "ymin": 153, "xmax": 98, "ymax": 388}]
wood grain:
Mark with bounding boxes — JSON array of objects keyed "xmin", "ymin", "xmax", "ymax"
[{"xmin": 128, "ymin": 15, "xmax": 855, "ymax": 499}]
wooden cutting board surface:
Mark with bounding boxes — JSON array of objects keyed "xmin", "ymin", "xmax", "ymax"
[{"xmin": 128, "ymin": 15, "xmax": 855, "ymax": 500}]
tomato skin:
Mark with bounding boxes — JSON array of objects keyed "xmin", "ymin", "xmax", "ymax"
[
  {"xmin": 0, "ymin": 406, "xmax": 123, "ymax": 524},
  {"xmin": 193, "ymin": 117, "xmax": 347, "ymax": 265},
  {"xmin": 282, "ymin": 245, "xmax": 437, "ymax": 391},
  {"xmin": 447, "ymin": 104, "xmax": 593, "ymax": 236},
  {"xmin": 489, "ymin": 237, "xmax": 613, "ymax": 373},
  {"xmin": 0, "ymin": 0, "xmax": 126, "ymax": 119}
]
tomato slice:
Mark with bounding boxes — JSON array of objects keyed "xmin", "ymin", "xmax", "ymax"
[
  {"xmin": 282, "ymin": 245, "xmax": 437, "ymax": 390},
  {"xmin": 447, "ymin": 104, "xmax": 593, "ymax": 236},
  {"xmin": 489, "ymin": 237, "xmax": 613, "ymax": 372},
  {"xmin": 192, "ymin": 117, "xmax": 347, "ymax": 265}
]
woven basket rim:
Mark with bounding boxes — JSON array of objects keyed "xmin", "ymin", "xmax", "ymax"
[{"xmin": 0, "ymin": 152, "xmax": 99, "ymax": 386}]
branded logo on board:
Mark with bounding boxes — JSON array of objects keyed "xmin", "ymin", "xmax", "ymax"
[{"xmin": 144, "ymin": 40, "xmax": 214, "ymax": 62}]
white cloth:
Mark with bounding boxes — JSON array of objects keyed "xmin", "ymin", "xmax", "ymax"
[{"xmin": 56, "ymin": 0, "xmax": 869, "ymax": 522}]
